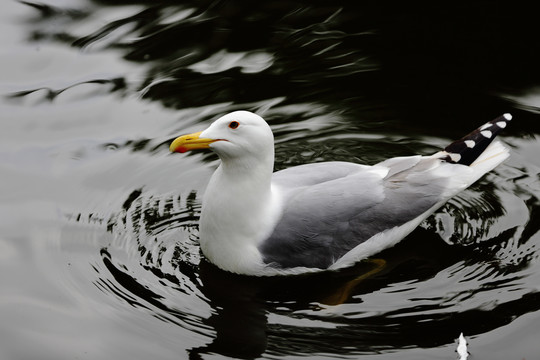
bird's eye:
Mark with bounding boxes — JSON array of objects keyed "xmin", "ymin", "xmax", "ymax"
[{"xmin": 228, "ymin": 121, "xmax": 239, "ymax": 129}]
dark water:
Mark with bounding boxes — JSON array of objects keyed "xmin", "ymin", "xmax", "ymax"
[{"xmin": 2, "ymin": 1, "xmax": 540, "ymax": 359}]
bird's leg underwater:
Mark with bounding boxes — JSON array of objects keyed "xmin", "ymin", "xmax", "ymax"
[{"xmin": 321, "ymin": 258, "xmax": 387, "ymax": 305}]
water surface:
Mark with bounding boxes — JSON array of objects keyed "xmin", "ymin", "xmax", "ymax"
[{"xmin": 1, "ymin": 1, "xmax": 540, "ymax": 359}]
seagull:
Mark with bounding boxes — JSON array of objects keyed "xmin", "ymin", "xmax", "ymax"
[{"xmin": 170, "ymin": 111, "xmax": 511, "ymax": 276}]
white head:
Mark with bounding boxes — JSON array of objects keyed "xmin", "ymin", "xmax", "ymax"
[
  {"xmin": 170, "ymin": 111, "xmax": 274, "ymax": 167},
  {"xmin": 202, "ymin": 111, "xmax": 274, "ymax": 161}
]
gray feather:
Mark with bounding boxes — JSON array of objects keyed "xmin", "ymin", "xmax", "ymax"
[{"xmin": 260, "ymin": 157, "xmax": 450, "ymax": 269}]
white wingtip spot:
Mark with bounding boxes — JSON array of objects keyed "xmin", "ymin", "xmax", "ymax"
[
  {"xmin": 481, "ymin": 130, "xmax": 492, "ymax": 138},
  {"xmin": 464, "ymin": 140, "xmax": 475, "ymax": 148},
  {"xmin": 449, "ymin": 152, "xmax": 461, "ymax": 162},
  {"xmin": 496, "ymin": 121, "xmax": 507, "ymax": 128},
  {"xmin": 503, "ymin": 113, "xmax": 512, "ymax": 120},
  {"xmin": 480, "ymin": 123, "xmax": 492, "ymax": 130}
]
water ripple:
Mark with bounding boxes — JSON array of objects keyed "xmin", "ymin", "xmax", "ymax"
[{"xmin": 3, "ymin": 1, "xmax": 540, "ymax": 359}]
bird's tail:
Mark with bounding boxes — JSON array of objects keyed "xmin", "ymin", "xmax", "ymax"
[{"xmin": 441, "ymin": 113, "xmax": 512, "ymax": 165}]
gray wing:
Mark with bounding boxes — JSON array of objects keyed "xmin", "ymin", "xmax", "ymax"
[{"xmin": 260, "ymin": 156, "xmax": 452, "ymax": 269}]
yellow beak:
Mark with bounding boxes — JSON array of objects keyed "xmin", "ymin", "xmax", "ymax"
[{"xmin": 169, "ymin": 131, "xmax": 217, "ymax": 153}]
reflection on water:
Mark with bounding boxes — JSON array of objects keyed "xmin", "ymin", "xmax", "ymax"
[{"xmin": 2, "ymin": 0, "xmax": 540, "ymax": 359}]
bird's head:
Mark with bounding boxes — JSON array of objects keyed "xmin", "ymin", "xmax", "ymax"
[{"xmin": 170, "ymin": 111, "xmax": 274, "ymax": 162}]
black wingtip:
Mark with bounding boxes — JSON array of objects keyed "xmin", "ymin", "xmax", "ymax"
[{"xmin": 442, "ymin": 113, "xmax": 511, "ymax": 165}]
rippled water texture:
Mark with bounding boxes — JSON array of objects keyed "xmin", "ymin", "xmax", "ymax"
[{"xmin": 2, "ymin": 1, "xmax": 540, "ymax": 359}]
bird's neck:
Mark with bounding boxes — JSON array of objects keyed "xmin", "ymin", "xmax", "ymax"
[
  {"xmin": 198, "ymin": 155, "xmax": 280, "ymax": 274},
  {"xmin": 219, "ymin": 153, "xmax": 274, "ymax": 188}
]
